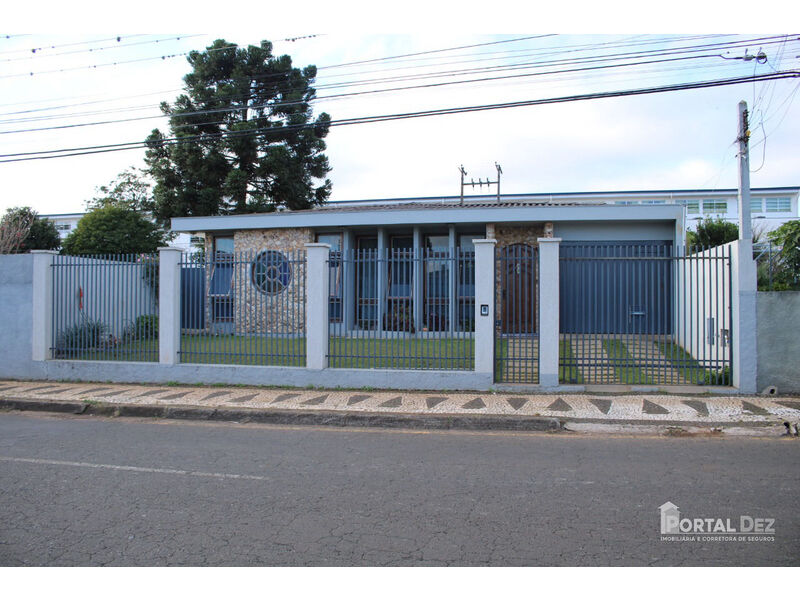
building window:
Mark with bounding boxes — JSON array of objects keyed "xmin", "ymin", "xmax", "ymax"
[
  {"xmin": 386, "ymin": 236, "xmax": 414, "ymax": 332},
  {"xmin": 702, "ymin": 200, "xmax": 727, "ymax": 214},
  {"xmin": 423, "ymin": 235, "xmax": 450, "ymax": 332},
  {"xmin": 751, "ymin": 198, "xmax": 764, "ymax": 213},
  {"xmin": 457, "ymin": 235, "xmax": 476, "ymax": 332},
  {"xmin": 355, "ymin": 237, "xmax": 378, "ymax": 329},
  {"xmin": 686, "ymin": 200, "xmax": 700, "ymax": 214},
  {"xmin": 55, "ymin": 224, "xmax": 71, "ymax": 231},
  {"xmin": 250, "ymin": 250, "xmax": 292, "ymax": 295},
  {"xmin": 765, "ymin": 197, "xmax": 791, "ymax": 213},
  {"xmin": 317, "ymin": 233, "xmax": 343, "ymax": 323}
]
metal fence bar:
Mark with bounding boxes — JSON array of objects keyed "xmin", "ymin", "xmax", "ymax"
[
  {"xmin": 555, "ymin": 243, "xmax": 732, "ymax": 386},
  {"xmin": 50, "ymin": 253, "xmax": 159, "ymax": 362},
  {"xmin": 327, "ymin": 247, "xmax": 475, "ymax": 370},
  {"xmin": 178, "ymin": 249, "xmax": 307, "ymax": 366}
]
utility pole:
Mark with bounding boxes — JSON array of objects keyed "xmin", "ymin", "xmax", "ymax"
[{"xmin": 737, "ymin": 100, "xmax": 752, "ymax": 241}]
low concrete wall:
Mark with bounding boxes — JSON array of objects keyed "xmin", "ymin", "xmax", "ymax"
[
  {"xmin": 0, "ymin": 254, "xmax": 34, "ymax": 379},
  {"xmin": 14, "ymin": 361, "xmax": 493, "ymax": 392},
  {"xmin": 757, "ymin": 292, "xmax": 800, "ymax": 394}
]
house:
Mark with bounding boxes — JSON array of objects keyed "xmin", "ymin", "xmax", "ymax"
[{"xmin": 170, "ymin": 189, "xmax": 690, "ymax": 338}]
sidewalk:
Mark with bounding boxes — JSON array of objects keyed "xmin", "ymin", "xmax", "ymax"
[{"xmin": 1, "ymin": 379, "xmax": 799, "ymax": 436}]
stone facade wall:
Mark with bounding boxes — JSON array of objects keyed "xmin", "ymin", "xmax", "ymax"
[{"xmin": 231, "ymin": 229, "xmax": 313, "ymax": 335}]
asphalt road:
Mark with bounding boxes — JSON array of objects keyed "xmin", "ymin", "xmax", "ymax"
[{"xmin": 0, "ymin": 412, "xmax": 798, "ymax": 566}]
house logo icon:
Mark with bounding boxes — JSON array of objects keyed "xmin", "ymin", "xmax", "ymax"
[{"xmin": 660, "ymin": 502, "xmax": 680, "ymax": 534}]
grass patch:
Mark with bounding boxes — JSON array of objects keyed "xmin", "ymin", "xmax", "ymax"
[
  {"xmin": 601, "ymin": 339, "xmax": 652, "ymax": 385},
  {"xmin": 558, "ymin": 340, "xmax": 583, "ymax": 384},
  {"xmin": 657, "ymin": 341, "xmax": 731, "ymax": 385}
]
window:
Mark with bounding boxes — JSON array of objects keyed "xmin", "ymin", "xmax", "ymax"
[
  {"xmin": 317, "ymin": 233, "xmax": 343, "ymax": 322},
  {"xmin": 355, "ymin": 237, "xmax": 378, "ymax": 329},
  {"xmin": 686, "ymin": 200, "xmax": 700, "ymax": 214},
  {"xmin": 424, "ymin": 235, "xmax": 450, "ymax": 331},
  {"xmin": 457, "ymin": 235, "xmax": 476, "ymax": 331},
  {"xmin": 55, "ymin": 224, "xmax": 71, "ymax": 231},
  {"xmin": 750, "ymin": 198, "xmax": 764, "ymax": 213},
  {"xmin": 765, "ymin": 197, "xmax": 791, "ymax": 213},
  {"xmin": 250, "ymin": 250, "xmax": 292, "ymax": 295},
  {"xmin": 702, "ymin": 200, "xmax": 727, "ymax": 214},
  {"xmin": 387, "ymin": 236, "xmax": 414, "ymax": 331}
]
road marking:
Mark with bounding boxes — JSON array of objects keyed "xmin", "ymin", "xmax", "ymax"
[{"xmin": 0, "ymin": 456, "xmax": 270, "ymax": 482}]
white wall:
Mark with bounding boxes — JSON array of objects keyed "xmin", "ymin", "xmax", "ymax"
[
  {"xmin": 674, "ymin": 243, "xmax": 732, "ymax": 368},
  {"xmin": 52, "ymin": 255, "xmax": 158, "ymax": 341}
]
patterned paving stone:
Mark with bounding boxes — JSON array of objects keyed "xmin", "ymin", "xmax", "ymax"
[
  {"xmin": 79, "ymin": 388, "xmax": 112, "ymax": 395},
  {"xmin": 682, "ymin": 400, "xmax": 709, "ymax": 417},
  {"xmin": 462, "ymin": 397, "xmax": 486, "ymax": 410},
  {"xmin": 506, "ymin": 397, "xmax": 528, "ymax": 411},
  {"xmin": 347, "ymin": 394, "xmax": 371, "ymax": 406},
  {"xmin": 201, "ymin": 391, "xmax": 231, "ymax": 401},
  {"xmin": 425, "ymin": 396, "xmax": 448, "ymax": 409},
  {"xmin": 589, "ymin": 398, "xmax": 612, "ymax": 414},
  {"xmin": 227, "ymin": 393, "xmax": 259, "ymax": 403},
  {"xmin": 273, "ymin": 393, "xmax": 301, "ymax": 403},
  {"xmin": 741, "ymin": 401, "xmax": 769, "ymax": 416},
  {"xmin": 302, "ymin": 394, "xmax": 328, "ymax": 406},
  {"xmin": 159, "ymin": 392, "xmax": 192, "ymax": 400},
  {"xmin": 547, "ymin": 398, "xmax": 573, "ymax": 412},
  {"xmin": 379, "ymin": 396, "xmax": 402, "ymax": 408},
  {"xmin": 135, "ymin": 389, "xmax": 167, "ymax": 397},
  {"xmin": 776, "ymin": 400, "xmax": 800, "ymax": 411},
  {"xmin": 96, "ymin": 389, "xmax": 133, "ymax": 398},
  {"xmin": 642, "ymin": 399, "xmax": 669, "ymax": 415},
  {"xmin": 24, "ymin": 386, "xmax": 63, "ymax": 394},
  {"xmin": 0, "ymin": 385, "xmax": 18, "ymax": 392}
]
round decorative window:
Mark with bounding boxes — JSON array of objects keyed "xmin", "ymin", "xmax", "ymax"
[{"xmin": 251, "ymin": 250, "xmax": 292, "ymax": 295}]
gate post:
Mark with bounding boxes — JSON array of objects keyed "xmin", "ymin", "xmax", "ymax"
[
  {"xmin": 31, "ymin": 250, "xmax": 58, "ymax": 361},
  {"xmin": 731, "ymin": 239, "xmax": 757, "ymax": 393},
  {"xmin": 538, "ymin": 238, "xmax": 561, "ymax": 387},
  {"xmin": 305, "ymin": 243, "xmax": 330, "ymax": 370},
  {"xmin": 158, "ymin": 247, "xmax": 182, "ymax": 365},
  {"xmin": 473, "ymin": 239, "xmax": 496, "ymax": 377}
]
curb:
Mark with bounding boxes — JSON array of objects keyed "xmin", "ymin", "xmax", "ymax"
[{"xmin": 0, "ymin": 397, "xmax": 564, "ymax": 433}]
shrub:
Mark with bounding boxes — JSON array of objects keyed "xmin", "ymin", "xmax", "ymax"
[
  {"xmin": 55, "ymin": 319, "xmax": 109, "ymax": 357},
  {"xmin": 126, "ymin": 314, "xmax": 159, "ymax": 341}
]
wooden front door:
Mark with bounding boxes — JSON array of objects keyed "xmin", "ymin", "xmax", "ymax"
[{"xmin": 501, "ymin": 244, "xmax": 536, "ymax": 334}]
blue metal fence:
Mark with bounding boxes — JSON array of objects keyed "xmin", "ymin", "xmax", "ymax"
[
  {"xmin": 328, "ymin": 247, "xmax": 475, "ymax": 370},
  {"xmin": 179, "ymin": 249, "xmax": 307, "ymax": 366},
  {"xmin": 51, "ymin": 254, "xmax": 159, "ymax": 361}
]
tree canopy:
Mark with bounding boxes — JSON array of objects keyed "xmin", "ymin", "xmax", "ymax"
[
  {"xmin": 687, "ymin": 217, "xmax": 739, "ymax": 249},
  {"xmin": 61, "ymin": 206, "xmax": 169, "ymax": 256},
  {"xmin": 145, "ymin": 39, "xmax": 331, "ymax": 226},
  {"xmin": 0, "ymin": 207, "xmax": 60, "ymax": 253},
  {"xmin": 85, "ymin": 168, "xmax": 155, "ymax": 213}
]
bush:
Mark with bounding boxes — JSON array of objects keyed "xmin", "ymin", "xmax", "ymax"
[
  {"xmin": 126, "ymin": 314, "xmax": 159, "ymax": 340},
  {"xmin": 55, "ymin": 319, "xmax": 109, "ymax": 357},
  {"xmin": 687, "ymin": 217, "xmax": 738, "ymax": 250}
]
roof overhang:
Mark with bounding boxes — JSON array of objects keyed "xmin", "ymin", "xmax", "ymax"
[{"xmin": 171, "ymin": 203, "xmax": 684, "ymax": 233}]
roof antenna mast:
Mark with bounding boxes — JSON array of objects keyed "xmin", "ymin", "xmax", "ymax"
[{"xmin": 459, "ymin": 163, "xmax": 503, "ymax": 205}]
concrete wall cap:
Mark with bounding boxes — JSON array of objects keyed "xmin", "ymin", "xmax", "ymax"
[
  {"xmin": 472, "ymin": 239, "xmax": 497, "ymax": 245},
  {"xmin": 537, "ymin": 237, "xmax": 562, "ymax": 243}
]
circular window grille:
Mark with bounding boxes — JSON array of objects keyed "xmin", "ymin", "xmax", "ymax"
[{"xmin": 251, "ymin": 250, "xmax": 292, "ymax": 295}]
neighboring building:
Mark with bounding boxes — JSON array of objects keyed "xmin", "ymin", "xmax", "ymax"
[{"xmin": 41, "ymin": 212, "xmax": 200, "ymax": 252}]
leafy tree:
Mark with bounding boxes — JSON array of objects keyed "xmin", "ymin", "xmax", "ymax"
[
  {"xmin": 85, "ymin": 168, "xmax": 155, "ymax": 213},
  {"xmin": 768, "ymin": 221, "xmax": 800, "ymax": 286},
  {"xmin": 145, "ymin": 39, "xmax": 331, "ymax": 226},
  {"xmin": 0, "ymin": 207, "xmax": 60, "ymax": 253},
  {"xmin": 687, "ymin": 217, "xmax": 739, "ymax": 249},
  {"xmin": 61, "ymin": 206, "xmax": 169, "ymax": 255}
]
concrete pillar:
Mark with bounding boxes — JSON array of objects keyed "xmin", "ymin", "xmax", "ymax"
[
  {"xmin": 31, "ymin": 250, "xmax": 58, "ymax": 361},
  {"xmin": 473, "ymin": 239, "xmax": 497, "ymax": 376},
  {"xmin": 305, "ymin": 243, "xmax": 330, "ymax": 370},
  {"xmin": 731, "ymin": 239, "xmax": 757, "ymax": 392},
  {"xmin": 158, "ymin": 247, "xmax": 182, "ymax": 365},
  {"xmin": 538, "ymin": 238, "xmax": 561, "ymax": 387}
]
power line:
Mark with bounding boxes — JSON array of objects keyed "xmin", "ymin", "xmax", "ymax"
[
  {"xmin": 1, "ymin": 70, "xmax": 796, "ymax": 164},
  {"xmin": 0, "ymin": 35, "xmax": 149, "ymax": 56}
]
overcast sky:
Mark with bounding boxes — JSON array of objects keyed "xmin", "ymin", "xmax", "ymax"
[{"xmin": 2, "ymin": 10, "xmax": 799, "ymax": 217}]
